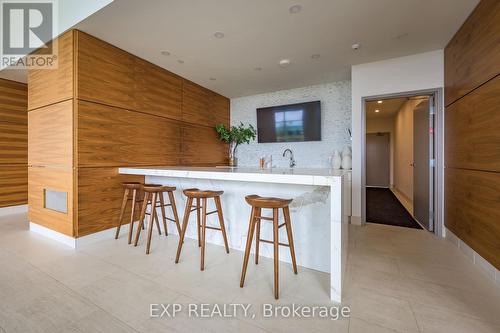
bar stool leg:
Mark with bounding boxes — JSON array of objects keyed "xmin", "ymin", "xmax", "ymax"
[
  {"xmin": 240, "ymin": 207, "xmax": 257, "ymax": 287},
  {"xmin": 196, "ymin": 198, "xmax": 201, "ymax": 247},
  {"xmin": 134, "ymin": 193, "xmax": 149, "ymax": 246},
  {"xmin": 255, "ymin": 208, "xmax": 261, "ymax": 264},
  {"xmin": 200, "ymin": 198, "xmax": 207, "ymax": 271},
  {"xmin": 159, "ymin": 193, "xmax": 168, "ymax": 236},
  {"xmin": 168, "ymin": 191, "xmax": 182, "ymax": 235},
  {"xmin": 146, "ymin": 192, "xmax": 158, "ymax": 254},
  {"xmin": 214, "ymin": 196, "xmax": 230, "ymax": 253},
  {"xmin": 115, "ymin": 188, "xmax": 130, "ymax": 239},
  {"xmin": 283, "ymin": 206, "xmax": 298, "ymax": 274},
  {"xmin": 273, "ymin": 208, "xmax": 280, "ymax": 299},
  {"xmin": 175, "ymin": 197, "xmax": 193, "ymax": 263},
  {"xmin": 152, "ymin": 201, "xmax": 162, "ymax": 236},
  {"xmin": 127, "ymin": 188, "xmax": 138, "ymax": 244}
]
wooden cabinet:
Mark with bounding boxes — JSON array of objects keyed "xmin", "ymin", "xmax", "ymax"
[
  {"xmin": 28, "ymin": 31, "xmax": 74, "ymax": 111},
  {"xmin": 181, "ymin": 123, "xmax": 227, "ymax": 166},
  {"xmin": 77, "ymin": 100, "xmax": 182, "ymax": 167},
  {"xmin": 77, "ymin": 167, "xmax": 143, "ymax": 237},
  {"xmin": 445, "ymin": 168, "xmax": 500, "ymax": 268},
  {"xmin": 445, "ymin": 75, "xmax": 500, "ymax": 172},
  {"xmin": 28, "ymin": 99, "xmax": 73, "ymax": 168},
  {"xmin": 444, "ymin": 0, "xmax": 500, "ymax": 106}
]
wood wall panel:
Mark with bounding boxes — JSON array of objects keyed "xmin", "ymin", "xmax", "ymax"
[
  {"xmin": 0, "ymin": 79, "xmax": 27, "ymax": 124},
  {"xmin": 0, "ymin": 121, "xmax": 27, "ymax": 165},
  {"xmin": 77, "ymin": 100, "xmax": 182, "ymax": 167},
  {"xmin": 77, "ymin": 32, "xmax": 183, "ymax": 120},
  {"xmin": 181, "ymin": 123, "xmax": 228, "ymax": 166},
  {"xmin": 0, "ymin": 165, "xmax": 27, "ymax": 208},
  {"xmin": 444, "ymin": 0, "xmax": 500, "ymax": 106},
  {"xmin": 28, "ymin": 31, "xmax": 74, "ymax": 111},
  {"xmin": 77, "ymin": 167, "xmax": 144, "ymax": 237},
  {"xmin": 445, "ymin": 75, "xmax": 500, "ymax": 172},
  {"xmin": 211, "ymin": 92, "xmax": 230, "ymax": 128},
  {"xmin": 134, "ymin": 58, "xmax": 182, "ymax": 120},
  {"xmin": 77, "ymin": 31, "xmax": 135, "ymax": 110},
  {"xmin": 28, "ymin": 100, "xmax": 73, "ymax": 167},
  {"xmin": 182, "ymin": 80, "xmax": 212, "ymax": 125},
  {"xmin": 445, "ymin": 168, "xmax": 500, "ymax": 269},
  {"xmin": 28, "ymin": 166, "xmax": 74, "ymax": 236}
]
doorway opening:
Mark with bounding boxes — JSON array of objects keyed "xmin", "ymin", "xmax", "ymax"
[{"xmin": 363, "ymin": 93, "xmax": 438, "ymax": 232}]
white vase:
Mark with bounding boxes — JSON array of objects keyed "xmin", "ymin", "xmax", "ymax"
[
  {"xmin": 341, "ymin": 152, "xmax": 352, "ymax": 170},
  {"xmin": 331, "ymin": 150, "xmax": 342, "ymax": 169}
]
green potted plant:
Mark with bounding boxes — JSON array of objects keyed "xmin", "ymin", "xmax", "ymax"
[{"xmin": 215, "ymin": 122, "xmax": 257, "ymax": 167}]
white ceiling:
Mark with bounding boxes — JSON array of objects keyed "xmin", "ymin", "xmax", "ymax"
[
  {"xmin": 1, "ymin": 0, "xmax": 478, "ymax": 97},
  {"xmin": 366, "ymin": 97, "xmax": 407, "ymax": 119}
]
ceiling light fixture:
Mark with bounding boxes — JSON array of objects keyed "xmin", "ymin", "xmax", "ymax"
[
  {"xmin": 160, "ymin": 51, "xmax": 170, "ymax": 56},
  {"xmin": 311, "ymin": 54, "xmax": 320, "ymax": 59},
  {"xmin": 279, "ymin": 58, "xmax": 291, "ymax": 67},
  {"xmin": 375, "ymin": 109, "xmax": 380, "ymax": 113},
  {"xmin": 377, "ymin": 100, "xmax": 383, "ymax": 104},
  {"xmin": 254, "ymin": 67, "xmax": 262, "ymax": 71},
  {"xmin": 209, "ymin": 77, "xmax": 216, "ymax": 81},
  {"xmin": 214, "ymin": 31, "xmax": 225, "ymax": 39},
  {"xmin": 289, "ymin": 4, "xmax": 302, "ymax": 14},
  {"xmin": 177, "ymin": 59, "xmax": 184, "ymax": 64},
  {"xmin": 351, "ymin": 43, "xmax": 360, "ymax": 50}
]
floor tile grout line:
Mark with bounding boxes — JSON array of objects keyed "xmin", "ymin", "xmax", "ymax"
[{"xmin": 3, "ymin": 249, "xmax": 142, "ymax": 333}]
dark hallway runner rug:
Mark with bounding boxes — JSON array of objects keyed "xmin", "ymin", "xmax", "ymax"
[{"xmin": 366, "ymin": 187, "xmax": 422, "ymax": 229}]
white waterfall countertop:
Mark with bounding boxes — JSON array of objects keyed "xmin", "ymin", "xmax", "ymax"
[
  {"xmin": 118, "ymin": 166, "xmax": 349, "ymax": 186},
  {"xmin": 119, "ymin": 166, "xmax": 350, "ymax": 303}
]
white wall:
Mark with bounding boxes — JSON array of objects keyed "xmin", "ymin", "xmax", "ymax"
[
  {"xmin": 230, "ymin": 81, "xmax": 352, "ymax": 168},
  {"xmin": 366, "ymin": 117, "xmax": 394, "ymax": 185},
  {"xmin": 351, "ymin": 50, "xmax": 444, "ymax": 224}
]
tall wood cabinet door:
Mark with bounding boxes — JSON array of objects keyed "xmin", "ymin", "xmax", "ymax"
[
  {"xmin": 77, "ymin": 31, "xmax": 135, "ymax": 109},
  {"xmin": 182, "ymin": 80, "xmax": 214, "ymax": 125},
  {"xmin": 210, "ymin": 92, "xmax": 230, "ymax": 128}
]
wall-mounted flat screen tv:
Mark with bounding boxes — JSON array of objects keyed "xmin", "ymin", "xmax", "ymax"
[{"xmin": 256, "ymin": 101, "xmax": 321, "ymax": 143}]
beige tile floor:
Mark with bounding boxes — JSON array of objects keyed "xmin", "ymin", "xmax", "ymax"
[{"xmin": 0, "ymin": 212, "xmax": 499, "ymax": 333}]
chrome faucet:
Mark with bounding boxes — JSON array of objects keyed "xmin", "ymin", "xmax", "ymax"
[{"xmin": 283, "ymin": 149, "xmax": 296, "ymax": 168}]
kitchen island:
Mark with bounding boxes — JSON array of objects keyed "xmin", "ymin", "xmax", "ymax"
[{"xmin": 119, "ymin": 166, "xmax": 351, "ymax": 302}]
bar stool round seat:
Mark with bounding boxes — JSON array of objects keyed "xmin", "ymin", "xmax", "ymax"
[
  {"xmin": 183, "ymin": 188, "xmax": 224, "ymax": 198},
  {"xmin": 240, "ymin": 194, "xmax": 297, "ymax": 299},
  {"xmin": 143, "ymin": 185, "xmax": 177, "ymax": 193},
  {"xmin": 176, "ymin": 188, "xmax": 229, "ymax": 270},
  {"xmin": 122, "ymin": 182, "xmax": 143, "ymax": 190},
  {"xmin": 245, "ymin": 195, "xmax": 292, "ymax": 208}
]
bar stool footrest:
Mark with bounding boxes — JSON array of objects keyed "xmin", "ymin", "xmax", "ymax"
[{"xmin": 259, "ymin": 238, "xmax": 290, "ymax": 247}]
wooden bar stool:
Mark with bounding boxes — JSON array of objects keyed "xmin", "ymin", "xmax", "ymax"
[
  {"xmin": 115, "ymin": 182, "xmax": 144, "ymax": 244},
  {"xmin": 240, "ymin": 195, "xmax": 298, "ymax": 299},
  {"xmin": 175, "ymin": 188, "xmax": 230, "ymax": 271},
  {"xmin": 134, "ymin": 185, "xmax": 181, "ymax": 254}
]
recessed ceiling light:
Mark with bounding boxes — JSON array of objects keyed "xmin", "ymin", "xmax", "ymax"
[
  {"xmin": 214, "ymin": 31, "xmax": 225, "ymax": 39},
  {"xmin": 375, "ymin": 109, "xmax": 380, "ymax": 113},
  {"xmin": 311, "ymin": 54, "xmax": 320, "ymax": 59},
  {"xmin": 160, "ymin": 51, "xmax": 170, "ymax": 56},
  {"xmin": 279, "ymin": 58, "xmax": 291, "ymax": 67},
  {"xmin": 352, "ymin": 43, "xmax": 360, "ymax": 50},
  {"xmin": 177, "ymin": 59, "xmax": 184, "ymax": 64},
  {"xmin": 396, "ymin": 33, "xmax": 409, "ymax": 40},
  {"xmin": 254, "ymin": 67, "xmax": 262, "ymax": 71},
  {"xmin": 377, "ymin": 100, "xmax": 383, "ymax": 104},
  {"xmin": 209, "ymin": 77, "xmax": 216, "ymax": 81},
  {"xmin": 289, "ymin": 4, "xmax": 302, "ymax": 14}
]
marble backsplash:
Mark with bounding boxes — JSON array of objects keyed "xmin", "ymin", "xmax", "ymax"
[{"xmin": 230, "ymin": 81, "xmax": 352, "ymax": 168}]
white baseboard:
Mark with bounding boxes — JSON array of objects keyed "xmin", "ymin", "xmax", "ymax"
[
  {"xmin": 29, "ymin": 222, "xmax": 120, "ymax": 249},
  {"xmin": 30, "ymin": 222, "xmax": 76, "ymax": 248},
  {"xmin": 0, "ymin": 204, "xmax": 28, "ymax": 217},
  {"xmin": 445, "ymin": 227, "xmax": 499, "ymax": 287}
]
